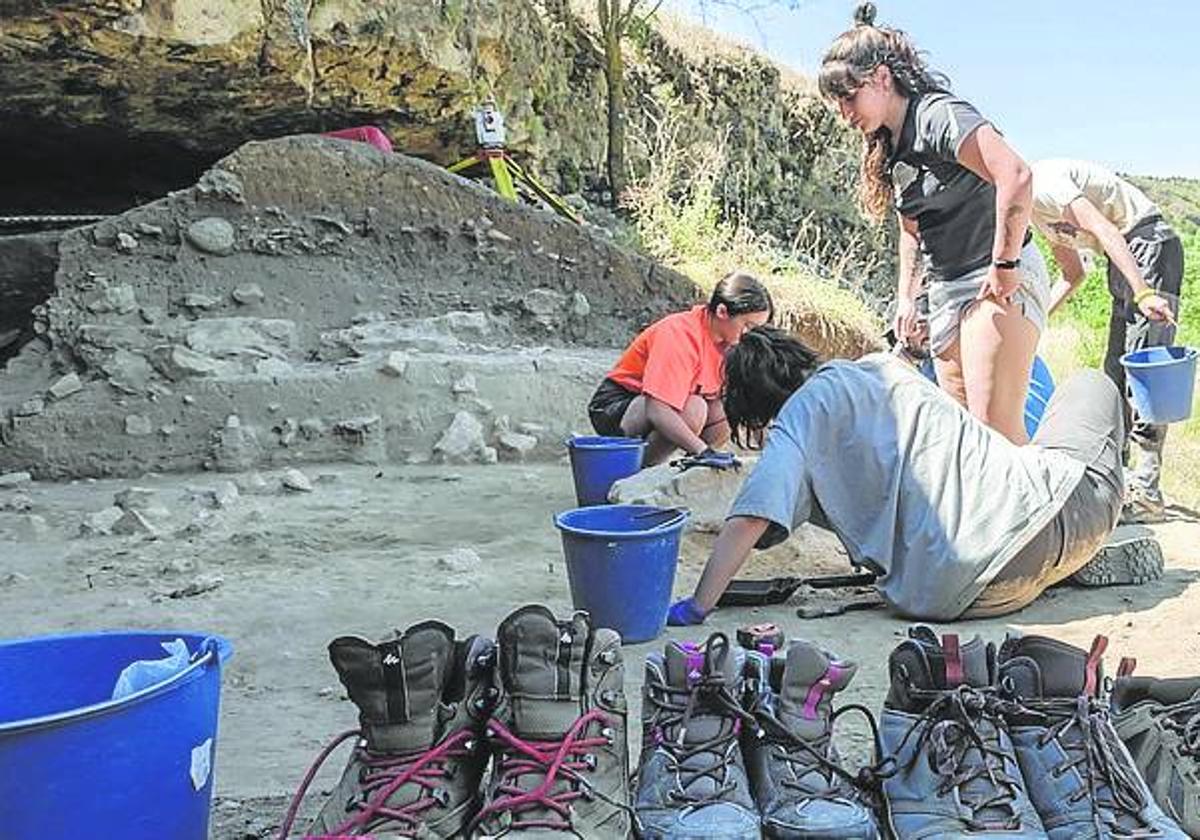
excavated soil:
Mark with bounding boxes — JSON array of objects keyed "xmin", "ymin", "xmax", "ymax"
[{"xmin": 2, "ymin": 463, "xmax": 1198, "ymax": 838}]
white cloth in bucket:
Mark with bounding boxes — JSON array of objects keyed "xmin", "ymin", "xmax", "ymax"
[{"xmin": 111, "ymin": 638, "xmax": 189, "ymax": 700}]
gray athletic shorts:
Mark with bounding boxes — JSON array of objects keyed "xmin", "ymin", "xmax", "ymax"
[{"xmin": 927, "ymin": 240, "xmax": 1051, "ymax": 356}]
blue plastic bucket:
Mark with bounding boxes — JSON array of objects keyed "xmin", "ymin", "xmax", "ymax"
[
  {"xmin": 554, "ymin": 504, "xmax": 688, "ymax": 643},
  {"xmin": 921, "ymin": 353, "xmax": 1055, "ymax": 437},
  {"xmin": 1121, "ymin": 346, "xmax": 1198, "ymax": 424},
  {"xmin": 566, "ymin": 435, "xmax": 646, "ymax": 506},
  {"xmin": 0, "ymin": 631, "xmax": 233, "ymax": 840}
]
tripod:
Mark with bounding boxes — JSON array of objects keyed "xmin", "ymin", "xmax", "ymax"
[{"xmin": 446, "ymin": 103, "xmax": 583, "ymax": 225}]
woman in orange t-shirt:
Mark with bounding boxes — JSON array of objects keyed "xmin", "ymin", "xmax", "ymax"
[{"xmin": 588, "ymin": 272, "xmax": 773, "ymax": 465}]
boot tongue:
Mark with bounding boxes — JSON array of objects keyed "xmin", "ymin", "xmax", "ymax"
[
  {"xmin": 886, "ymin": 629, "xmax": 991, "ymax": 710},
  {"xmin": 328, "ymin": 621, "xmax": 456, "ymax": 753},
  {"xmin": 1001, "ymin": 635, "xmax": 1106, "ymax": 701},
  {"xmin": 496, "ymin": 605, "xmax": 591, "ymax": 739},
  {"xmin": 777, "ymin": 642, "xmax": 856, "ymax": 740},
  {"xmin": 662, "ymin": 635, "xmax": 743, "ymax": 745}
]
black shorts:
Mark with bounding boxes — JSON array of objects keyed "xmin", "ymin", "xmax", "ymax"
[{"xmin": 588, "ymin": 378, "xmax": 640, "ymax": 437}]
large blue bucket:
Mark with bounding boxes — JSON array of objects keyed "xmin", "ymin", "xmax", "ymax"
[
  {"xmin": 1121, "ymin": 346, "xmax": 1198, "ymax": 424},
  {"xmin": 554, "ymin": 504, "xmax": 688, "ymax": 643},
  {"xmin": 0, "ymin": 630, "xmax": 233, "ymax": 840},
  {"xmin": 566, "ymin": 435, "xmax": 646, "ymax": 506}
]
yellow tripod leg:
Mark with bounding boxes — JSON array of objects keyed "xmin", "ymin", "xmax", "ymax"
[
  {"xmin": 446, "ymin": 155, "xmax": 481, "ymax": 175},
  {"xmin": 488, "ymin": 156, "xmax": 519, "ymax": 202},
  {"xmin": 505, "ymin": 158, "xmax": 584, "ymax": 224}
]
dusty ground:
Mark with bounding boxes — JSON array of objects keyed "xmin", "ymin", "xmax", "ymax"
[{"xmin": 2, "ymin": 462, "xmax": 1198, "ymax": 839}]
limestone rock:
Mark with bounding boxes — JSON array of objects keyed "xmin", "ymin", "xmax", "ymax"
[
  {"xmin": 520, "ymin": 288, "xmax": 567, "ymax": 331},
  {"xmin": 112, "ymin": 509, "xmax": 158, "ymax": 536},
  {"xmin": 451, "ymin": 373, "xmax": 477, "ymax": 395},
  {"xmin": 185, "ymin": 217, "xmax": 236, "ymax": 255},
  {"xmin": 47, "ymin": 372, "xmax": 83, "ymax": 400},
  {"xmin": 433, "ymin": 411, "xmax": 492, "ymax": 464},
  {"xmin": 436, "ymin": 547, "xmax": 484, "ymax": 574},
  {"xmin": 0, "ymin": 471, "xmax": 32, "ymax": 489},
  {"xmin": 116, "ymin": 232, "xmax": 139, "ymax": 253},
  {"xmin": 125, "ymin": 415, "xmax": 153, "ymax": 436},
  {"xmin": 609, "ymin": 458, "xmax": 758, "ymax": 531},
  {"xmin": 1, "ymin": 492, "xmax": 34, "ymax": 512},
  {"xmin": 81, "ymin": 506, "xmax": 124, "ymax": 536},
  {"xmin": 231, "ymin": 283, "xmax": 265, "ymax": 305},
  {"xmin": 114, "ymin": 486, "xmax": 157, "ymax": 510},
  {"xmin": 496, "ymin": 431, "xmax": 538, "ymax": 460},
  {"xmin": 380, "ymin": 352, "xmax": 408, "ymax": 377},
  {"xmin": 15, "ymin": 397, "xmax": 44, "ymax": 417},
  {"xmin": 281, "ymin": 469, "xmax": 313, "ymax": 492}
]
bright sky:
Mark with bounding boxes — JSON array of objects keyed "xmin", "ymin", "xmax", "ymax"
[{"xmin": 670, "ymin": 0, "xmax": 1199, "ymax": 178}]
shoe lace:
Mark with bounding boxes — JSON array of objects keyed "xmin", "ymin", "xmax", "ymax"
[
  {"xmin": 1036, "ymin": 694, "xmax": 1162, "ymax": 838},
  {"xmin": 1152, "ymin": 697, "xmax": 1200, "ymax": 762},
  {"xmin": 750, "ymin": 698, "xmax": 888, "ymax": 802},
  {"xmin": 276, "ymin": 727, "xmax": 473, "ymax": 839},
  {"xmin": 894, "ymin": 685, "xmax": 1028, "ymax": 832},
  {"xmin": 644, "ymin": 665, "xmax": 759, "ymax": 809},
  {"xmin": 470, "ymin": 708, "xmax": 622, "ymax": 832}
]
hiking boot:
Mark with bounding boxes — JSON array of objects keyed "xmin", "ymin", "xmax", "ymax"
[
  {"xmin": 741, "ymin": 641, "xmax": 878, "ymax": 839},
  {"xmin": 1111, "ymin": 666, "xmax": 1200, "ymax": 836},
  {"xmin": 282, "ymin": 620, "xmax": 497, "ymax": 839},
  {"xmin": 634, "ymin": 632, "xmax": 760, "ymax": 839},
  {"xmin": 880, "ymin": 626, "xmax": 1044, "ymax": 839},
  {"xmin": 1071, "ymin": 524, "xmax": 1165, "ymax": 587},
  {"xmin": 1121, "ymin": 488, "xmax": 1168, "ymax": 525},
  {"xmin": 472, "ymin": 605, "xmax": 631, "ymax": 838},
  {"xmin": 997, "ymin": 633, "xmax": 1187, "ymax": 839}
]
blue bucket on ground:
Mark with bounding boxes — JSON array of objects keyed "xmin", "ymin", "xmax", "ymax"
[
  {"xmin": 566, "ymin": 435, "xmax": 646, "ymax": 506},
  {"xmin": 0, "ymin": 630, "xmax": 233, "ymax": 840},
  {"xmin": 1121, "ymin": 346, "xmax": 1198, "ymax": 424},
  {"xmin": 921, "ymin": 353, "xmax": 1055, "ymax": 438},
  {"xmin": 554, "ymin": 504, "xmax": 688, "ymax": 643}
]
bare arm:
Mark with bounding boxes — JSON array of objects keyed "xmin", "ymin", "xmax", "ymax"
[
  {"xmin": 1047, "ymin": 242, "xmax": 1087, "ymax": 316},
  {"xmin": 646, "ymin": 396, "xmax": 706, "ymax": 455},
  {"xmin": 893, "ymin": 214, "xmax": 924, "ymax": 342},
  {"xmin": 691, "ymin": 515, "xmax": 771, "ymax": 612},
  {"xmin": 1064, "ymin": 196, "xmax": 1172, "ymax": 321},
  {"xmin": 958, "ymin": 125, "xmax": 1032, "ymax": 299}
]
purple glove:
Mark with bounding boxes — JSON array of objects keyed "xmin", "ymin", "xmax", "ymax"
[{"xmin": 667, "ymin": 597, "xmax": 709, "ymax": 626}]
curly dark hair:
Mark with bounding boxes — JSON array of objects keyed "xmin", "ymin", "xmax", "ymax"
[
  {"xmin": 722, "ymin": 326, "xmax": 822, "ymax": 447},
  {"xmin": 819, "ymin": 2, "xmax": 951, "ymax": 221}
]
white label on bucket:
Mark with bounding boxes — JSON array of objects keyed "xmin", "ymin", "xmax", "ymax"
[{"xmin": 190, "ymin": 737, "xmax": 213, "ymax": 790}]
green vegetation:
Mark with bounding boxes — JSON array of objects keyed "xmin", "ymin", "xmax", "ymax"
[{"xmin": 622, "ymin": 112, "xmax": 885, "ymax": 357}]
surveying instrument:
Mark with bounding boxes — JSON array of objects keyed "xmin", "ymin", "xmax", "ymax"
[{"xmin": 447, "ymin": 102, "xmax": 583, "ymax": 225}]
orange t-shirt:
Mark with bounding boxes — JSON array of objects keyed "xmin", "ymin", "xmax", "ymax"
[{"xmin": 606, "ymin": 306, "xmax": 726, "ymax": 411}]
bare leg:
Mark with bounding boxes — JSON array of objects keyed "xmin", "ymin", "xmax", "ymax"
[
  {"xmin": 933, "ymin": 337, "xmax": 968, "ymax": 409},
  {"xmin": 958, "ymin": 298, "xmax": 1040, "ymax": 444},
  {"xmin": 699, "ymin": 398, "xmax": 730, "ymax": 449},
  {"xmin": 622, "ymin": 394, "xmax": 707, "ymax": 466}
]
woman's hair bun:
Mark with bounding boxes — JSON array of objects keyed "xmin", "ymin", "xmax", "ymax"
[{"xmin": 853, "ymin": 2, "xmax": 877, "ymax": 27}]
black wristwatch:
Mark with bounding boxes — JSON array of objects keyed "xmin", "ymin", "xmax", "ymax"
[{"xmin": 993, "ymin": 257, "xmax": 1021, "ymax": 271}]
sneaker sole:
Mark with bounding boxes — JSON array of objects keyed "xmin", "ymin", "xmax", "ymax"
[{"xmin": 1071, "ymin": 528, "xmax": 1164, "ymax": 587}]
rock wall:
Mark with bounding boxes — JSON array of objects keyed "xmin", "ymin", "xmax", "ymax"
[{"xmin": 0, "ymin": 1, "xmax": 891, "ymax": 296}]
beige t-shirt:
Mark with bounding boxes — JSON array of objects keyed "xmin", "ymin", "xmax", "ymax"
[{"xmin": 1031, "ymin": 158, "xmax": 1159, "ymax": 254}]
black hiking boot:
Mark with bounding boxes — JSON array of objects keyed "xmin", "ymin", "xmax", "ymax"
[
  {"xmin": 634, "ymin": 632, "xmax": 760, "ymax": 839},
  {"xmin": 741, "ymin": 640, "xmax": 879, "ymax": 839},
  {"xmin": 280, "ymin": 620, "xmax": 497, "ymax": 838},
  {"xmin": 1070, "ymin": 525, "xmax": 1165, "ymax": 587},
  {"xmin": 1112, "ymin": 664, "xmax": 1200, "ymax": 836},
  {"xmin": 472, "ymin": 605, "xmax": 631, "ymax": 838},
  {"xmin": 998, "ymin": 633, "xmax": 1187, "ymax": 838},
  {"xmin": 880, "ymin": 626, "xmax": 1044, "ymax": 839}
]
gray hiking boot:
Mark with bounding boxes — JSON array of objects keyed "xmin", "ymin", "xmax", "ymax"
[
  {"xmin": 1111, "ymin": 665, "xmax": 1200, "ymax": 836},
  {"xmin": 634, "ymin": 632, "xmax": 760, "ymax": 840},
  {"xmin": 880, "ymin": 627, "xmax": 1044, "ymax": 839},
  {"xmin": 286, "ymin": 620, "xmax": 497, "ymax": 839},
  {"xmin": 741, "ymin": 641, "xmax": 878, "ymax": 839},
  {"xmin": 472, "ymin": 605, "xmax": 631, "ymax": 838},
  {"xmin": 997, "ymin": 633, "xmax": 1187, "ymax": 839},
  {"xmin": 1121, "ymin": 487, "xmax": 1168, "ymax": 525},
  {"xmin": 1071, "ymin": 524, "xmax": 1165, "ymax": 587}
]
